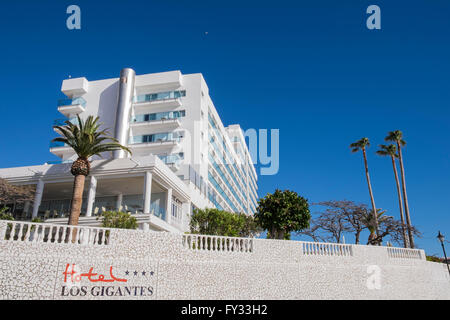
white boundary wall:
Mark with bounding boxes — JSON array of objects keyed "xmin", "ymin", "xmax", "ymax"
[{"xmin": 0, "ymin": 221, "xmax": 449, "ymax": 300}]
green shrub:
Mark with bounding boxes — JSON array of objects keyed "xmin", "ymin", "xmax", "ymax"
[
  {"xmin": 190, "ymin": 208, "xmax": 261, "ymax": 237},
  {"xmin": 426, "ymin": 255, "xmax": 443, "ymax": 263},
  {"xmin": 0, "ymin": 207, "xmax": 14, "ymax": 221},
  {"xmin": 98, "ymin": 211, "xmax": 138, "ymax": 229}
]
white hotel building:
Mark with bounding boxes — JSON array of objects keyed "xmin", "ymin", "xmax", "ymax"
[{"xmin": 0, "ymin": 69, "xmax": 259, "ymax": 233}]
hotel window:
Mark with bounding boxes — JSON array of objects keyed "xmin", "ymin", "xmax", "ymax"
[
  {"xmin": 171, "ymin": 197, "xmax": 182, "ymax": 220},
  {"xmin": 134, "ymin": 90, "xmax": 186, "ymax": 103},
  {"xmin": 133, "ymin": 110, "xmax": 186, "ymax": 122}
]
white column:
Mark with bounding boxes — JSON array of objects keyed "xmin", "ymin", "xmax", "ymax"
[
  {"xmin": 143, "ymin": 172, "xmax": 152, "ymax": 213},
  {"xmin": 23, "ymin": 201, "xmax": 31, "ymax": 219},
  {"xmin": 165, "ymin": 188, "xmax": 172, "ymax": 224},
  {"xmin": 32, "ymin": 180, "xmax": 44, "ymax": 218},
  {"xmin": 116, "ymin": 193, "xmax": 123, "ymax": 211},
  {"xmin": 182, "ymin": 201, "xmax": 191, "ymax": 232},
  {"xmin": 85, "ymin": 176, "xmax": 97, "ymax": 217}
]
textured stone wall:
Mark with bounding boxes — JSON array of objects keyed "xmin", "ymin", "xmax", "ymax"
[{"xmin": 0, "ymin": 222, "xmax": 449, "ymax": 300}]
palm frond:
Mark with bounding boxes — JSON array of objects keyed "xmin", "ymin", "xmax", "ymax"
[{"xmin": 51, "ymin": 115, "xmax": 132, "ymax": 159}]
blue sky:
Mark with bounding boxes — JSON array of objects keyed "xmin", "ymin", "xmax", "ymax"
[{"xmin": 0, "ymin": 0, "xmax": 449, "ymax": 255}]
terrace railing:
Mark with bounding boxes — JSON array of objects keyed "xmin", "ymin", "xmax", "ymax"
[
  {"xmin": 387, "ymin": 247, "xmax": 423, "ymax": 260},
  {"xmin": 182, "ymin": 234, "xmax": 253, "ymax": 253},
  {"xmin": 302, "ymin": 241, "xmax": 353, "ymax": 257},
  {"xmin": 0, "ymin": 220, "xmax": 425, "ymax": 261},
  {"xmin": 0, "ymin": 221, "xmax": 111, "ymax": 246}
]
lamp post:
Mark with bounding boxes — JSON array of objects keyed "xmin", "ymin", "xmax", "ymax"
[{"xmin": 437, "ymin": 231, "xmax": 450, "ymax": 277}]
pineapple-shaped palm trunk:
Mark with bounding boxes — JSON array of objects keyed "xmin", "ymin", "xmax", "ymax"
[{"xmin": 68, "ymin": 157, "xmax": 91, "ymax": 226}]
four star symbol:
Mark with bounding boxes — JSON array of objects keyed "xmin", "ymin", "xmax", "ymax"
[{"xmin": 124, "ymin": 270, "xmax": 155, "ymax": 277}]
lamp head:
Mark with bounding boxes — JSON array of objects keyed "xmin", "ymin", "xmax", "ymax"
[{"xmin": 437, "ymin": 231, "xmax": 445, "ymax": 243}]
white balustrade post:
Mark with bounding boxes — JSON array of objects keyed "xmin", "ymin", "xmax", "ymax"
[
  {"xmin": 32, "ymin": 180, "xmax": 45, "ymax": 219},
  {"xmin": 86, "ymin": 176, "xmax": 97, "ymax": 217},
  {"xmin": 0, "ymin": 221, "xmax": 8, "ymax": 240},
  {"xmin": 143, "ymin": 172, "xmax": 152, "ymax": 214}
]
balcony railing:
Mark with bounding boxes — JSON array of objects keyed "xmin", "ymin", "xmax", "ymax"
[
  {"xmin": 49, "ymin": 141, "xmax": 68, "ymax": 148},
  {"xmin": 129, "ymin": 133, "xmax": 182, "ymax": 145},
  {"xmin": 53, "ymin": 118, "xmax": 78, "ymax": 126},
  {"xmin": 158, "ymin": 154, "xmax": 183, "ymax": 165},
  {"xmin": 134, "ymin": 90, "xmax": 185, "ymax": 104},
  {"xmin": 46, "ymin": 160, "xmax": 73, "ymax": 165},
  {"xmin": 132, "ymin": 110, "xmax": 185, "ymax": 123},
  {"xmin": 150, "ymin": 203, "xmax": 166, "ymax": 220},
  {"xmin": 57, "ymin": 97, "xmax": 86, "ymax": 107}
]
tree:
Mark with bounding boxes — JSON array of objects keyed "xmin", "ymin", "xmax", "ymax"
[
  {"xmin": 385, "ymin": 130, "xmax": 414, "ymax": 248},
  {"xmin": 52, "ymin": 115, "xmax": 131, "ymax": 226},
  {"xmin": 376, "ymin": 144, "xmax": 408, "ymax": 248},
  {"xmin": 350, "ymin": 138, "xmax": 379, "ymax": 237},
  {"xmin": 99, "ymin": 211, "xmax": 138, "ymax": 229},
  {"xmin": 0, "ymin": 207, "xmax": 14, "ymax": 221},
  {"xmin": 360, "ymin": 208, "xmax": 389, "ymax": 245},
  {"xmin": 299, "ymin": 200, "xmax": 420, "ymax": 246},
  {"xmin": 366, "ymin": 212, "xmax": 421, "ymax": 246},
  {"xmin": 240, "ymin": 213, "xmax": 263, "ymax": 238},
  {"xmin": 311, "ymin": 209, "xmax": 351, "ymax": 243},
  {"xmin": 255, "ymin": 189, "xmax": 310, "ymax": 240},
  {"xmin": 311, "ymin": 200, "xmax": 367, "ymax": 244},
  {"xmin": 190, "ymin": 208, "xmax": 261, "ymax": 237},
  {"xmin": 297, "ymin": 225, "xmax": 326, "ymax": 242},
  {"xmin": 0, "ymin": 178, "xmax": 34, "ymax": 213}
]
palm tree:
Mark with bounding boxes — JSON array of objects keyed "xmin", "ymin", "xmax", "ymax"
[
  {"xmin": 361, "ymin": 208, "xmax": 389, "ymax": 245},
  {"xmin": 350, "ymin": 138, "xmax": 379, "ymax": 238},
  {"xmin": 385, "ymin": 130, "xmax": 414, "ymax": 248},
  {"xmin": 376, "ymin": 144, "xmax": 408, "ymax": 248},
  {"xmin": 52, "ymin": 115, "xmax": 131, "ymax": 226}
]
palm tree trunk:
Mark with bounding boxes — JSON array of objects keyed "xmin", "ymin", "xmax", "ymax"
[
  {"xmin": 362, "ymin": 148, "xmax": 379, "ymax": 237},
  {"xmin": 68, "ymin": 174, "xmax": 85, "ymax": 226},
  {"xmin": 391, "ymin": 155, "xmax": 408, "ymax": 248},
  {"xmin": 397, "ymin": 144, "xmax": 414, "ymax": 248}
]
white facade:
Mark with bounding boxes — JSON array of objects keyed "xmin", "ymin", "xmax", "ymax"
[
  {"xmin": 0, "ymin": 69, "xmax": 258, "ymax": 233},
  {"xmin": 1, "ymin": 220, "xmax": 449, "ymax": 300}
]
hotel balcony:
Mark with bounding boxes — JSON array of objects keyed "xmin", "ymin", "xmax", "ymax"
[
  {"xmin": 130, "ymin": 118, "xmax": 181, "ymax": 135},
  {"xmin": 53, "ymin": 118, "xmax": 78, "ymax": 133},
  {"xmin": 158, "ymin": 154, "xmax": 183, "ymax": 172},
  {"xmin": 133, "ymin": 91, "xmax": 184, "ymax": 113},
  {"xmin": 129, "ymin": 134, "xmax": 182, "ymax": 154},
  {"xmin": 61, "ymin": 77, "xmax": 89, "ymax": 97},
  {"xmin": 49, "ymin": 141, "xmax": 74, "ymax": 157},
  {"xmin": 57, "ymin": 97, "xmax": 86, "ymax": 117}
]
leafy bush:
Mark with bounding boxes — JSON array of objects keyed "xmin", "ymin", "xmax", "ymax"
[
  {"xmin": 190, "ymin": 208, "xmax": 261, "ymax": 237},
  {"xmin": 98, "ymin": 211, "xmax": 138, "ymax": 229},
  {"xmin": 255, "ymin": 189, "xmax": 311, "ymax": 240},
  {"xmin": 0, "ymin": 207, "xmax": 14, "ymax": 221},
  {"xmin": 426, "ymin": 255, "xmax": 443, "ymax": 263}
]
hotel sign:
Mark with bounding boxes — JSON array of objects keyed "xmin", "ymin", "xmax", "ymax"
[{"xmin": 58, "ymin": 262, "xmax": 156, "ymax": 299}]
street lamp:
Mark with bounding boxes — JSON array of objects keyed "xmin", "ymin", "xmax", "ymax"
[{"xmin": 437, "ymin": 231, "xmax": 450, "ymax": 277}]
